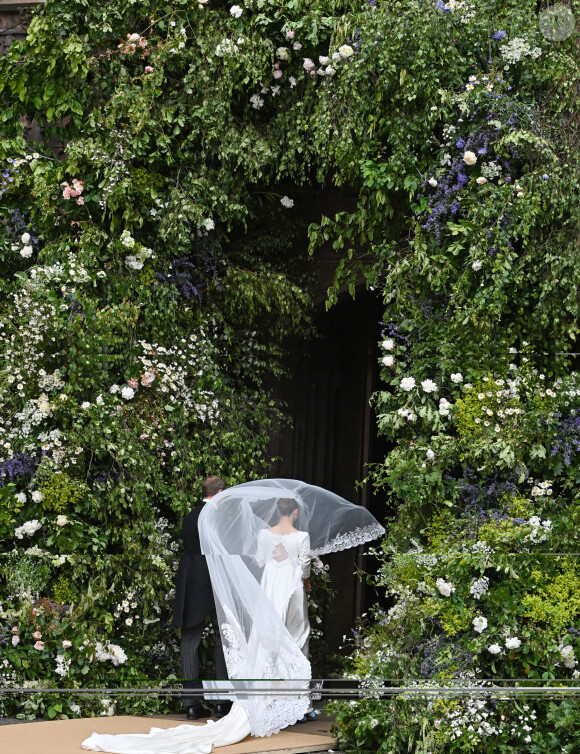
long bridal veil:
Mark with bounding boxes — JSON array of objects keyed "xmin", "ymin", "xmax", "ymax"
[
  {"xmin": 198, "ymin": 479, "xmax": 385, "ymax": 737},
  {"xmin": 82, "ymin": 479, "xmax": 384, "ymax": 753}
]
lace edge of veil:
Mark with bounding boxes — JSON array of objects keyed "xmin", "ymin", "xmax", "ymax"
[{"xmin": 311, "ymin": 523, "xmax": 385, "ymax": 556}]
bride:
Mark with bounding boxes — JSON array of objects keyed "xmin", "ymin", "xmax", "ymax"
[{"xmin": 82, "ymin": 479, "xmax": 384, "ymax": 753}]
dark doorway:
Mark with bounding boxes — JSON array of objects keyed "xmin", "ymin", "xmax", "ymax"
[{"xmin": 269, "ymin": 290, "xmax": 388, "ymax": 650}]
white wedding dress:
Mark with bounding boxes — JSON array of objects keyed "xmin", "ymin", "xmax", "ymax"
[
  {"xmin": 82, "ymin": 479, "xmax": 385, "ymax": 754},
  {"xmin": 255, "ymin": 529, "xmax": 311, "ymax": 656}
]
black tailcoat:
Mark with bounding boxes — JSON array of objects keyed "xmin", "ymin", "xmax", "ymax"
[{"xmin": 173, "ymin": 501, "xmax": 215, "ymax": 628}]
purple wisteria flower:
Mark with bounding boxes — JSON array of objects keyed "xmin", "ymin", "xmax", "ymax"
[{"xmin": 492, "ymin": 30, "xmax": 506, "ymax": 40}]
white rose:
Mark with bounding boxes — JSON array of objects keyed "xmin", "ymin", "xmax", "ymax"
[
  {"xmin": 319, "ymin": 56, "xmax": 331, "ymax": 65},
  {"xmin": 472, "ymin": 260, "xmax": 482, "ymax": 271},
  {"xmin": 463, "ymin": 151, "xmax": 477, "ymax": 165},
  {"xmin": 280, "ymin": 196, "xmax": 294, "ymax": 208},
  {"xmin": 473, "ymin": 616, "xmax": 488, "ymax": 633},
  {"xmin": 382, "ymin": 339, "xmax": 394, "ymax": 351},
  {"xmin": 436, "ymin": 578, "xmax": 455, "ymax": 597},
  {"xmin": 21, "ymin": 233, "xmax": 31, "ymax": 243},
  {"xmin": 450, "ymin": 372, "xmax": 463, "ymax": 383},
  {"xmin": 324, "ymin": 65, "xmax": 336, "ymax": 76},
  {"xmin": 428, "ymin": 177, "xmax": 438, "ymax": 187},
  {"xmin": 476, "ymin": 176, "xmax": 487, "ymax": 184},
  {"xmin": 421, "ymin": 379, "xmax": 438, "ymax": 393},
  {"xmin": 56, "ymin": 515, "xmax": 68, "ymax": 527},
  {"xmin": 488, "ymin": 644, "xmax": 502, "ymax": 655},
  {"xmin": 121, "ymin": 386, "xmax": 135, "ymax": 400},
  {"xmin": 426, "ymin": 449, "xmax": 436, "ymax": 461},
  {"xmin": 505, "ymin": 637, "xmax": 521, "ymax": 649},
  {"xmin": 303, "ymin": 58, "xmax": 316, "ymax": 71},
  {"xmin": 81, "ymin": 401, "xmax": 91, "ymax": 409},
  {"xmin": 338, "ymin": 44, "xmax": 354, "ymax": 58},
  {"xmin": 400, "ymin": 376, "xmax": 416, "ymax": 391},
  {"xmin": 109, "ymin": 384, "xmax": 120, "ymax": 394},
  {"xmin": 31, "ymin": 490, "xmax": 43, "ymax": 503},
  {"xmin": 203, "ymin": 218, "xmax": 215, "ymax": 231},
  {"xmin": 276, "ymin": 47, "xmax": 289, "ymax": 60},
  {"xmin": 21, "ymin": 246, "xmax": 34, "ymax": 258},
  {"xmin": 293, "ymin": 41, "xmax": 302, "ymax": 51},
  {"xmin": 382, "ymin": 355, "xmax": 394, "ymax": 367},
  {"xmin": 229, "ymin": 5, "xmax": 243, "ymax": 17},
  {"xmin": 12, "ymin": 634, "xmax": 20, "ymax": 647}
]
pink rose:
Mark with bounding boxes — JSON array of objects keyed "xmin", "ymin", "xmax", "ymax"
[
  {"xmin": 62, "ymin": 640, "xmax": 72, "ymax": 649},
  {"xmin": 11, "ymin": 626, "xmax": 19, "ymax": 634},
  {"xmin": 127, "ymin": 379, "xmax": 139, "ymax": 388},
  {"xmin": 62, "ymin": 186, "xmax": 73, "ymax": 199},
  {"xmin": 60, "ymin": 181, "xmax": 69, "ymax": 188},
  {"xmin": 286, "ymin": 29, "xmax": 295, "ymax": 39},
  {"xmin": 145, "ymin": 66, "xmax": 154, "ymax": 73},
  {"xmin": 140, "ymin": 433, "xmax": 149, "ymax": 440},
  {"xmin": 139, "ymin": 37, "xmax": 148, "ymax": 48},
  {"xmin": 273, "ymin": 69, "xmax": 283, "ymax": 79},
  {"xmin": 127, "ymin": 33, "xmax": 140, "ymax": 42},
  {"xmin": 32, "ymin": 630, "xmax": 42, "ymax": 639},
  {"xmin": 76, "ymin": 197, "xmax": 84, "ymax": 205},
  {"xmin": 34, "ymin": 641, "xmax": 45, "ymax": 650},
  {"xmin": 12, "ymin": 635, "xmax": 20, "ymax": 647}
]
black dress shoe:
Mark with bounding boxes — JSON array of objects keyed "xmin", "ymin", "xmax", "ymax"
[
  {"xmin": 214, "ymin": 702, "xmax": 232, "ymax": 718},
  {"xmin": 187, "ymin": 706, "xmax": 205, "ymax": 720}
]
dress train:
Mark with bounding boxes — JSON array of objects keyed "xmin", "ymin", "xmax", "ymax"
[{"xmin": 80, "ymin": 701, "xmax": 251, "ymax": 754}]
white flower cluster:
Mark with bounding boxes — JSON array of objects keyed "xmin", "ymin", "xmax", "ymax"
[
  {"xmin": 481, "ymin": 161, "xmax": 502, "ymax": 179},
  {"xmin": 12, "ymin": 232, "xmax": 34, "ymax": 259},
  {"xmin": 500, "ymin": 37, "xmax": 542, "ymax": 68},
  {"xmin": 15, "ymin": 519, "xmax": 42, "ymax": 539},
  {"xmin": 559, "ymin": 644, "xmax": 577, "ymax": 669},
  {"xmin": 215, "ymin": 38, "xmax": 239, "ymax": 57},
  {"xmin": 397, "ymin": 407, "xmax": 417, "ymax": 422},
  {"xmin": 114, "ymin": 590, "xmax": 138, "ymax": 620},
  {"xmin": 94, "ymin": 640, "xmax": 127, "ymax": 666},
  {"xmin": 55, "ymin": 654, "xmax": 72, "ymax": 677},
  {"xmin": 469, "ymin": 576, "xmax": 489, "ymax": 599},
  {"xmin": 530, "ymin": 479, "xmax": 553, "ymax": 497},
  {"xmin": 436, "ymin": 577, "xmax": 455, "ymax": 597},
  {"xmin": 444, "ymin": 697, "xmax": 501, "ymax": 743},
  {"xmin": 439, "ymin": 397, "xmax": 452, "ymax": 416},
  {"xmin": 524, "ymin": 515, "xmax": 552, "ymax": 543},
  {"xmin": 121, "ymin": 231, "xmax": 154, "ymax": 271}
]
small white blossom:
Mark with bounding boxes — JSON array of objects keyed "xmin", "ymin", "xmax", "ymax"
[
  {"xmin": 472, "ymin": 259, "xmax": 482, "ymax": 271},
  {"xmin": 280, "ymin": 196, "xmax": 294, "ymax": 208},
  {"xmin": 229, "ymin": 5, "xmax": 243, "ymax": 17},
  {"xmin": 428, "ymin": 177, "xmax": 438, "ymax": 187},
  {"xmin": 426, "ymin": 448, "xmax": 436, "ymax": 461},
  {"xmin": 450, "ymin": 372, "xmax": 463, "ymax": 383},
  {"xmin": 203, "ymin": 218, "xmax": 215, "ymax": 231}
]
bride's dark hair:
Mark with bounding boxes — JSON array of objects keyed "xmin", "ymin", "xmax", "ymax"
[{"xmin": 277, "ymin": 497, "xmax": 299, "ymax": 517}]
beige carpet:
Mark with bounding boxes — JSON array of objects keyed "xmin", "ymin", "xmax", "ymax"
[{"xmin": 0, "ymin": 713, "xmax": 335, "ymax": 754}]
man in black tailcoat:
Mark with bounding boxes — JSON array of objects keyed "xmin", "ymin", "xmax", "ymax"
[{"xmin": 173, "ymin": 475, "xmax": 230, "ymax": 719}]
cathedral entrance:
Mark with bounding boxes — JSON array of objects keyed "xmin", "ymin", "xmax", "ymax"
[{"xmin": 269, "ymin": 290, "xmax": 388, "ymax": 651}]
